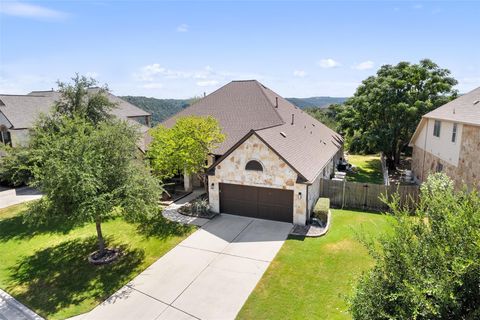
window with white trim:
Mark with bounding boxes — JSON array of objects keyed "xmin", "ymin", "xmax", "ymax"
[
  {"xmin": 451, "ymin": 123, "xmax": 457, "ymax": 143},
  {"xmin": 433, "ymin": 120, "xmax": 441, "ymax": 137}
]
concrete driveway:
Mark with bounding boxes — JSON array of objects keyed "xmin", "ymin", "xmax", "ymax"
[{"xmin": 83, "ymin": 214, "xmax": 292, "ymax": 320}]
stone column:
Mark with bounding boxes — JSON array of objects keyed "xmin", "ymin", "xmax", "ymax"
[{"xmin": 184, "ymin": 170, "xmax": 193, "ymax": 192}]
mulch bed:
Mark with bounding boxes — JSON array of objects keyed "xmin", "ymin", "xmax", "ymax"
[
  {"xmin": 88, "ymin": 248, "xmax": 121, "ymax": 265},
  {"xmin": 178, "ymin": 205, "xmax": 218, "ymax": 219},
  {"xmin": 290, "ymin": 210, "xmax": 332, "ymax": 237}
]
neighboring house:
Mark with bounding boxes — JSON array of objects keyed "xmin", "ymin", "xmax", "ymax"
[
  {"xmin": 409, "ymin": 87, "xmax": 480, "ymax": 191},
  {"xmin": 163, "ymin": 80, "xmax": 343, "ymax": 225},
  {"xmin": 0, "ymin": 89, "xmax": 152, "ymax": 151}
]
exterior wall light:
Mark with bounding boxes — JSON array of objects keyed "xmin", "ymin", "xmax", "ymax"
[
  {"xmin": 211, "ymin": 183, "xmax": 215, "ymax": 190},
  {"xmin": 298, "ymin": 192, "xmax": 302, "ymax": 199}
]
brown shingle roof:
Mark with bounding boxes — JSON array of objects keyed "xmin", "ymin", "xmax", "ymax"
[
  {"xmin": 423, "ymin": 86, "xmax": 480, "ymax": 126},
  {"xmin": 162, "ymin": 80, "xmax": 343, "ymax": 182}
]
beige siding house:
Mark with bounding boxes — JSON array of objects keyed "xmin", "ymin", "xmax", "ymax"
[
  {"xmin": 410, "ymin": 87, "xmax": 480, "ymax": 191},
  {"xmin": 163, "ymin": 80, "xmax": 343, "ymax": 225}
]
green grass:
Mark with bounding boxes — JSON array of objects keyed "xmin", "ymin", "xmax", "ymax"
[
  {"xmin": 0, "ymin": 203, "xmax": 194, "ymax": 319},
  {"xmin": 237, "ymin": 209, "xmax": 392, "ymax": 320},
  {"xmin": 346, "ymin": 154, "xmax": 384, "ymax": 184}
]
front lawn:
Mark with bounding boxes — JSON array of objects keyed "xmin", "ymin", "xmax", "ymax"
[
  {"xmin": 237, "ymin": 209, "xmax": 391, "ymax": 320},
  {"xmin": 346, "ymin": 154, "xmax": 384, "ymax": 184},
  {"xmin": 0, "ymin": 203, "xmax": 194, "ymax": 319}
]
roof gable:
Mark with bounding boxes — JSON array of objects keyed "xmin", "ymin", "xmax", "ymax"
[
  {"xmin": 423, "ymin": 87, "xmax": 480, "ymax": 126},
  {"xmin": 208, "ymin": 130, "xmax": 308, "ymax": 183}
]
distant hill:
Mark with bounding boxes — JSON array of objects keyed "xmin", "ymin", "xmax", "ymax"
[
  {"xmin": 120, "ymin": 96, "xmax": 190, "ymax": 125},
  {"xmin": 122, "ymin": 95, "xmax": 348, "ymax": 125},
  {"xmin": 286, "ymin": 96, "xmax": 348, "ymax": 108}
]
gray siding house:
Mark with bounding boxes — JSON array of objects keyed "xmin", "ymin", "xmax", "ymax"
[{"xmin": 0, "ymin": 89, "xmax": 152, "ymax": 151}]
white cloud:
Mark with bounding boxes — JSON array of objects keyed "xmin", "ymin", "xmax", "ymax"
[
  {"xmin": 134, "ymin": 63, "xmax": 193, "ymax": 81},
  {"xmin": 293, "ymin": 70, "xmax": 307, "ymax": 78},
  {"xmin": 317, "ymin": 58, "xmax": 341, "ymax": 69},
  {"xmin": 0, "ymin": 2, "xmax": 68, "ymax": 20},
  {"xmin": 141, "ymin": 82, "xmax": 164, "ymax": 89},
  {"xmin": 176, "ymin": 24, "xmax": 189, "ymax": 32},
  {"xmin": 413, "ymin": 4, "xmax": 423, "ymax": 10},
  {"xmin": 353, "ymin": 61, "xmax": 375, "ymax": 70},
  {"xmin": 196, "ymin": 80, "xmax": 218, "ymax": 87},
  {"xmin": 135, "ymin": 64, "xmax": 218, "ymax": 83}
]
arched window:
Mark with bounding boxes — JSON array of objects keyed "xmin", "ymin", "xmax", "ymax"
[{"xmin": 245, "ymin": 160, "xmax": 263, "ymax": 172}]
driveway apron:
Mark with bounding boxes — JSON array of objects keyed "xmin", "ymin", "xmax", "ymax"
[{"xmin": 83, "ymin": 214, "xmax": 292, "ymax": 320}]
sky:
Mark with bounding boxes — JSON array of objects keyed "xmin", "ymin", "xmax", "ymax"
[{"xmin": 0, "ymin": 0, "xmax": 479, "ymax": 99}]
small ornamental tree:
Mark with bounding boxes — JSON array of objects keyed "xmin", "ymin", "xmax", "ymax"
[
  {"xmin": 147, "ymin": 116, "xmax": 225, "ymax": 182},
  {"xmin": 29, "ymin": 116, "xmax": 161, "ymax": 259},
  {"xmin": 350, "ymin": 173, "xmax": 480, "ymax": 319}
]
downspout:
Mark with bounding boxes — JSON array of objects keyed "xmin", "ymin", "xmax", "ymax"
[{"xmin": 421, "ymin": 120, "xmax": 429, "ymax": 182}]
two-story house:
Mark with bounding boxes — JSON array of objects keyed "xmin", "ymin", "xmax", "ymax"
[{"xmin": 409, "ymin": 87, "xmax": 480, "ymax": 191}]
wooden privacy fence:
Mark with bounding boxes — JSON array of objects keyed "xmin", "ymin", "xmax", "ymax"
[{"xmin": 319, "ymin": 179, "xmax": 420, "ymax": 211}]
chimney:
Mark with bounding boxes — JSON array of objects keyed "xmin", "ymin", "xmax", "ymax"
[
  {"xmin": 291, "ymin": 114, "xmax": 294, "ymax": 125},
  {"xmin": 203, "ymin": 92, "xmax": 206, "ymax": 97},
  {"xmin": 275, "ymin": 97, "xmax": 278, "ymax": 108}
]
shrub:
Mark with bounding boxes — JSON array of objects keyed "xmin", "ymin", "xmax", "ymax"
[
  {"xmin": 313, "ymin": 198, "xmax": 330, "ymax": 225},
  {"xmin": 190, "ymin": 198, "xmax": 210, "ymax": 215},
  {"xmin": 350, "ymin": 173, "xmax": 480, "ymax": 319},
  {"xmin": 0, "ymin": 146, "xmax": 34, "ymax": 187}
]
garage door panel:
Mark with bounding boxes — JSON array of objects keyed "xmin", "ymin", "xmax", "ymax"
[
  {"xmin": 219, "ymin": 183, "xmax": 293, "ymax": 223},
  {"xmin": 257, "ymin": 189, "xmax": 293, "ymax": 207},
  {"xmin": 221, "ymin": 199, "xmax": 257, "ymax": 218},
  {"xmin": 221, "ymin": 184, "xmax": 257, "ymax": 202}
]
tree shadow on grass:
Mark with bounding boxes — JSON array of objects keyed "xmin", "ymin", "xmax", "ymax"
[
  {"xmin": 135, "ymin": 214, "xmax": 194, "ymax": 240},
  {"xmin": 0, "ymin": 212, "xmax": 83, "ymax": 242},
  {"xmin": 7, "ymin": 236, "xmax": 145, "ymax": 318},
  {"xmin": 0, "ymin": 201, "xmax": 88, "ymax": 242}
]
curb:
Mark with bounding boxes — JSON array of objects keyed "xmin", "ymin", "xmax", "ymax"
[{"xmin": 0, "ymin": 288, "xmax": 44, "ymax": 320}]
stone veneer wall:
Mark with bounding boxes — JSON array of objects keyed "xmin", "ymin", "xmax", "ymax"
[
  {"xmin": 208, "ymin": 134, "xmax": 308, "ymax": 225},
  {"xmin": 412, "ymin": 124, "xmax": 480, "ymax": 191}
]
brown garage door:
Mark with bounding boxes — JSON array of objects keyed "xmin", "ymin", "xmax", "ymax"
[{"xmin": 219, "ymin": 183, "xmax": 293, "ymax": 223}]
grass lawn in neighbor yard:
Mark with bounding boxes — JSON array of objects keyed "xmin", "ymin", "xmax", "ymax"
[
  {"xmin": 0, "ymin": 203, "xmax": 194, "ymax": 320},
  {"xmin": 346, "ymin": 154, "xmax": 384, "ymax": 184},
  {"xmin": 237, "ymin": 209, "xmax": 392, "ymax": 320}
]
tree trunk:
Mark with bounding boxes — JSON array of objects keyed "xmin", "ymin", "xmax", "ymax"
[{"xmin": 95, "ymin": 217, "xmax": 106, "ymax": 257}]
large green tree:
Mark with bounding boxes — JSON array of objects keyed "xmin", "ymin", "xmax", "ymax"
[
  {"xmin": 350, "ymin": 173, "xmax": 480, "ymax": 319},
  {"xmin": 53, "ymin": 74, "xmax": 116, "ymax": 124},
  {"xmin": 147, "ymin": 116, "xmax": 225, "ymax": 181},
  {"xmin": 25, "ymin": 75, "xmax": 161, "ymax": 260},
  {"xmin": 337, "ymin": 59, "xmax": 457, "ymax": 169},
  {"xmin": 29, "ymin": 116, "xmax": 161, "ymax": 258}
]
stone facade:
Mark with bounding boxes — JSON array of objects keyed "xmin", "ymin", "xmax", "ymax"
[
  {"xmin": 208, "ymin": 134, "xmax": 309, "ymax": 225},
  {"xmin": 412, "ymin": 124, "xmax": 480, "ymax": 191}
]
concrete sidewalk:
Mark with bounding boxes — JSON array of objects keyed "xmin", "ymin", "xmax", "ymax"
[
  {"xmin": 78, "ymin": 214, "xmax": 292, "ymax": 320},
  {"xmin": 0, "ymin": 289, "xmax": 44, "ymax": 320},
  {"xmin": 0, "ymin": 187, "xmax": 42, "ymax": 210}
]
